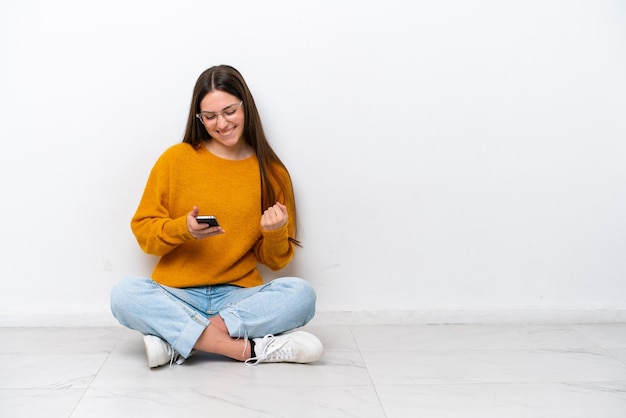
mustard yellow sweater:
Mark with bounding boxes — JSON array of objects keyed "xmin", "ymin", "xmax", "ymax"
[{"xmin": 131, "ymin": 143, "xmax": 296, "ymax": 288}]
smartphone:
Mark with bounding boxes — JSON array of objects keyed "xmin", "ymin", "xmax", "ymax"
[{"xmin": 196, "ymin": 215, "xmax": 220, "ymax": 227}]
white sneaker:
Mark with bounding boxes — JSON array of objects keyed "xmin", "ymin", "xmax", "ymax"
[
  {"xmin": 143, "ymin": 335, "xmax": 186, "ymax": 368},
  {"xmin": 245, "ymin": 331, "xmax": 323, "ymax": 365}
]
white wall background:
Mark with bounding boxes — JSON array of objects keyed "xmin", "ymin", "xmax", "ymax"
[{"xmin": 1, "ymin": 0, "xmax": 625, "ymax": 326}]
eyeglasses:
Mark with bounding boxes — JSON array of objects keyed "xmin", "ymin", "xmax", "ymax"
[{"xmin": 196, "ymin": 101, "xmax": 243, "ymax": 125}]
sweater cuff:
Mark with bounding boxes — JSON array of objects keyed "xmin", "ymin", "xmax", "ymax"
[
  {"xmin": 164, "ymin": 215, "xmax": 194, "ymax": 243},
  {"xmin": 261, "ymin": 224, "xmax": 290, "ymax": 245}
]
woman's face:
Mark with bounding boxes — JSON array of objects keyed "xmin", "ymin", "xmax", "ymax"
[{"xmin": 198, "ymin": 90, "xmax": 245, "ymax": 150}]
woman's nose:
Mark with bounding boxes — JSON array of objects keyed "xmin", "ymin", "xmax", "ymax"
[{"xmin": 216, "ymin": 114, "xmax": 229, "ymax": 128}]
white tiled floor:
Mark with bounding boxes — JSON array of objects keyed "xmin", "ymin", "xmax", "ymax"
[{"xmin": 2, "ymin": 323, "xmax": 626, "ymax": 417}]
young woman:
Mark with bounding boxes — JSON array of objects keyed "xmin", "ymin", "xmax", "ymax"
[{"xmin": 110, "ymin": 65, "xmax": 322, "ymax": 368}]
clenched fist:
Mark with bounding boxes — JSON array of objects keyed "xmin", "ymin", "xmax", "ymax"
[{"xmin": 261, "ymin": 202, "xmax": 288, "ymax": 231}]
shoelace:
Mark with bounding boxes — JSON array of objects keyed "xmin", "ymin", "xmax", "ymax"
[
  {"xmin": 169, "ymin": 348, "xmax": 186, "ymax": 368},
  {"xmin": 244, "ymin": 334, "xmax": 290, "ymax": 366}
]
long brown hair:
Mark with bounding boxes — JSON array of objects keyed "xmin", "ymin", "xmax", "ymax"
[{"xmin": 183, "ymin": 65, "xmax": 301, "ymax": 246}]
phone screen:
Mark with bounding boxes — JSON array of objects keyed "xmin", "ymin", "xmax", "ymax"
[{"xmin": 196, "ymin": 216, "xmax": 219, "ymax": 227}]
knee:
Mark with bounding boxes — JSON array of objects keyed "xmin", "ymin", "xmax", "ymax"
[
  {"xmin": 110, "ymin": 277, "xmax": 150, "ymax": 324},
  {"xmin": 276, "ymin": 277, "xmax": 317, "ymax": 321},
  {"xmin": 110, "ymin": 277, "xmax": 133, "ymax": 308},
  {"xmin": 110, "ymin": 278, "xmax": 130, "ymax": 323},
  {"xmin": 279, "ymin": 277, "xmax": 316, "ymax": 299}
]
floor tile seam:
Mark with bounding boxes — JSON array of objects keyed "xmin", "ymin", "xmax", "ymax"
[
  {"xmin": 370, "ymin": 378, "xmax": 626, "ymax": 387},
  {"xmin": 66, "ymin": 388, "xmax": 89, "ymax": 418},
  {"xmin": 345, "ymin": 323, "xmax": 626, "ymax": 328},
  {"xmin": 356, "ymin": 347, "xmax": 614, "ymax": 354},
  {"xmin": 4, "ymin": 328, "xmax": 126, "ymax": 358},
  {"xmin": 348, "ymin": 326, "xmax": 388, "ymax": 417},
  {"xmin": 371, "ymin": 380, "xmax": 626, "ymax": 387},
  {"xmin": 569, "ymin": 324, "xmax": 626, "ymax": 350},
  {"xmin": 567, "ymin": 325, "xmax": 626, "ymax": 365},
  {"xmin": 81, "ymin": 383, "xmax": 380, "ymax": 391},
  {"xmin": 2, "ymin": 353, "xmax": 114, "ymax": 361},
  {"xmin": 607, "ymin": 349, "xmax": 626, "ymax": 367},
  {"xmin": 0, "ymin": 387, "xmax": 75, "ymax": 392},
  {"xmin": 0, "ymin": 383, "xmax": 92, "ymax": 391},
  {"xmin": 320, "ymin": 348, "xmax": 361, "ymax": 352},
  {"xmin": 0, "ymin": 326, "xmax": 123, "ymax": 330},
  {"xmin": 70, "ymin": 330, "xmax": 125, "ymax": 412},
  {"xmin": 348, "ymin": 326, "xmax": 375, "ymax": 385}
]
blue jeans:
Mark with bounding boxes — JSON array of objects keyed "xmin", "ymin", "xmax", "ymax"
[{"xmin": 110, "ymin": 277, "xmax": 316, "ymax": 358}]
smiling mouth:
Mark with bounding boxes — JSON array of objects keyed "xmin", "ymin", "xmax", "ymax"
[{"xmin": 217, "ymin": 126, "xmax": 235, "ymax": 136}]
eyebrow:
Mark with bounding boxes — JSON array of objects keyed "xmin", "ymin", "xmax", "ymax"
[{"xmin": 199, "ymin": 103, "xmax": 240, "ymax": 114}]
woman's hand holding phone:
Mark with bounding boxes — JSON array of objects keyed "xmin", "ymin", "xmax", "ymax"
[{"xmin": 187, "ymin": 206, "xmax": 224, "ymax": 239}]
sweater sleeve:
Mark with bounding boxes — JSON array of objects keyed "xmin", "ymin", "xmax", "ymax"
[
  {"xmin": 252, "ymin": 164, "xmax": 298, "ymax": 270},
  {"xmin": 253, "ymin": 223, "xmax": 295, "ymax": 270},
  {"xmin": 130, "ymin": 151, "xmax": 195, "ymax": 256},
  {"xmin": 132, "ymin": 213, "xmax": 193, "ymax": 256}
]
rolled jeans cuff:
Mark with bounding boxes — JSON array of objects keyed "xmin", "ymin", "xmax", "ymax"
[{"xmin": 172, "ymin": 314, "xmax": 209, "ymax": 358}]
